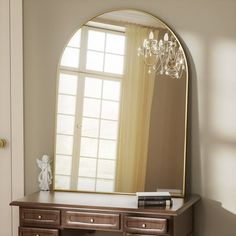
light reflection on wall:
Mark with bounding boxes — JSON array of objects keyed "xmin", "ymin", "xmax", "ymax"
[
  {"xmin": 210, "ymin": 39, "xmax": 236, "ymax": 139},
  {"xmin": 208, "ymin": 146, "xmax": 236, "ymax": 213},
  {"xmin": 207, "ymin": 39, "xmax": 236, "ymax": 214},
  {"xmin": 180, "ymin": 33, "xmax": 236, "ymax": 215}
]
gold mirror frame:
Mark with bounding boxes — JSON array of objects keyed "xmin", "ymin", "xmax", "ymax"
[{"xmin": 53, "ymin": 8, "xmax": 189, "ymax": 197}]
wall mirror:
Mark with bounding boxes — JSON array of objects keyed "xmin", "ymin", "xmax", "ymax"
[{"xmin": 53, "ymin": 9, "xmax": 188, "ymax": 197}]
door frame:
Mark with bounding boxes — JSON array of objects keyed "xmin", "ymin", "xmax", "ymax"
[{"xmin": 10, "ymin": 0, "xmax": 24, "ymax": 235}]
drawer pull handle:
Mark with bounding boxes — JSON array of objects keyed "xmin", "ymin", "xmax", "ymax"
[
  {"xmin": 90, "ymin": 218, "xmax": 94, "ymax": 223},
  {"xmin": 36, "ymin": 234, "xmax": 40, "ymax": 236},
  {"xmin": 142, "ymin": 223, "xmax": 147, "ymax": 228},
  {"xmin": 38, "ymin": 215, "xmax": 42, "ymax": 219}
]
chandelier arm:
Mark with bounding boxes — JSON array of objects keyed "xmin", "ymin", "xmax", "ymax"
[{"xmin": 137, "ymin": 33, "xmax": 186, "ymax": 79}]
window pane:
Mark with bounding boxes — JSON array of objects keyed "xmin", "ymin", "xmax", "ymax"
[
  {"xmin": 59, "ymin": 73, "xmax": 78, "ymax": 95},
  {"xmin": 68, "ymin": 29, "xmax": 81, "ymax": 48},
  {"xmin": 55, "ymin": 175, "xmax": 71, "ymax": 189},
  {"xmin": 55, "ymin": 155, "xmax": 72, "ymax": 175},
  {"xmin": 82, "ymin": 118, "xmax": 99, "ymax": 138},
  {"xmin": 57, "ymin": 114, "xmax": 75, "ymax": 135},
  {"xmin": 106, "ymin": 33, "xmax": 125, "ymax": 54},
  {"xmin": 78, "ymin": 177, "xmax": 95, "ymax": 191},
  {"xmin": 101, "ymin": 101, "xmax": 119, "ymax": 120},
  {"xmin": 78, "ymin": 157, "xmax": 97, "ymax": 177},
  {"xmin": 60, "ymin": 47, "xmax": 79, "ymax": 68},
  {"xmin": 58, "ymin": 95, "xmax": 76, "ymax": 115},
  {"xmin": 84, "ymin": 77, "xmax": 102, "ymax": 98},
  {"xmin": 80, "ymin": 137, "xmax": 98, "ymax": 158},
  {"xmin": 88, "ymin": 30, "xmax": 105, "ymax": 51},
  {"xmin": 97, "ymin": 160, "xmax": 115, "ymax": 179},
  {"xmin": 83, "ymin": 98, "xmax": 101, "ymax": 118},
  {"xmin": 96, "ymin": 179, "xmax": 114, "ymax": 192},
  {"xmin": 100, "ymin": 120, "xmax": 118, "ymax": 140},
  {"xmin": 99, "ymin": 140, "xmax": 117, "ymax": 159},
  {"xmin": 56, "ymin": 134, "xmax": 73, "ymax": 155},
  {"xmin": 103, "ymin": 80, "xmax": 121, "ymax": 101},
  {"xmin": 104, "ymin": 54, "xmax": 124, "ymax": 75},
  {"xmin": 86, "ymin": 51, "xmax": 104, "ymax": 72}
]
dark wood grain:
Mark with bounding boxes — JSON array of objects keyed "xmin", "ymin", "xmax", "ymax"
[
  {"xmin": 19, "ymin": 227, "xmax": 59, "ymax": 236},
  {"xmin": 20, "ymin": 208, "xmax": 60, "ymax": 227},
  {"xmin": 11, "ymin": 192, "xmax": 200, "ymax": 236},
  {"xmin": 124, "ymin": 216, "xmax": 167, "ymax": 234},
  {"xmin": 62, "ymin": 211, "xmax": 120, "ymax": 231},
  {"xmin": 173, "ymin": 206, "xmax": 193, "ymax": 236},
  {"xmin": 11, "ymin": 191, "xmax": 200, "ymax": 216}
]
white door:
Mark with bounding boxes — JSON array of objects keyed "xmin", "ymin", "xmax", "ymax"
[
  {"xmin": 0, "ymin": 0, "xmax": 12, "ymax": 235},
  {"xmin": 0, "ymin": 0, "xmax": 24, "ymax": 235}
]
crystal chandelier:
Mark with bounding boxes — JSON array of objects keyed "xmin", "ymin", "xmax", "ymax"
[{"xmin": 138, "ymin": 31, "xmax": 185, "ymax": 79}]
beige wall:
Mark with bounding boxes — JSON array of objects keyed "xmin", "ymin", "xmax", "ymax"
[{"xmin": 23, "ymin": 0, "xmax": 236, "ymax": 235}]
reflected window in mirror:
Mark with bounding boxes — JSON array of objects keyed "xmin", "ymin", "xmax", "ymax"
[
  {"xmin": 55, "ymin": 23, "xmax": 126, "ymax": 192},
  {"xmin": 54, "ymin": 10, "xmax": 188, "ymax": 196}
]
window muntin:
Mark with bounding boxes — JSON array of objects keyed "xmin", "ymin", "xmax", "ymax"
[
  {"xmin": 60, "ymin": 30, "xmax": 81, "ymax": 68},
  {"xmin": 55, "ymin": 25, "xmax": 125, "ymax": 192},
  {"xmin": 86, "ymin": 29, "xmax": 125, "ymax": 75}
]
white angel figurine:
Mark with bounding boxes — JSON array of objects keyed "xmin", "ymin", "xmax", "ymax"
[{"xmin": 36, "ymin": 155, "xmax": 53, "ymax": 191}]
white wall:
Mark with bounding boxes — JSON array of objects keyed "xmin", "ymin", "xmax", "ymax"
[{"xmin": 23, "ymin": 0, "xmax": 236, "ymax": 235}]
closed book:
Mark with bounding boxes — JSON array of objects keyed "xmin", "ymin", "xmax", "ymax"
[
  {"xmin": 138, "ymin": 196, "xmax": 171, "ymax": 201},
  {"xmin": 138, "ymin": 199, "xmax": 173, "ymax": 207}
]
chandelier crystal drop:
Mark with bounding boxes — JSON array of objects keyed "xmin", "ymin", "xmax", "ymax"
[{"xmin": 138, "ymin": 31, "xmax": 185, "ymax": 79}]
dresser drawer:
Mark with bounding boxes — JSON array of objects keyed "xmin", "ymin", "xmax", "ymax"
[
  {"xmin": 19, "ymin": 227, "xmax": 59, "ymax": 236},
  {"xmin": 20, "ymin": 208, "xmax": 60, "ymax": 227},
  {"xmin": 62, "ymin": 211, "xmax": 120, "ymax": 230},
  {"xmin": 124, "ymin": 216, "xmax": 168, "ymax": 234}
]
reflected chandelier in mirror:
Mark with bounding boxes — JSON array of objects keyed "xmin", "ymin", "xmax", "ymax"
[
  {"xmin": 138, "ymin": 31, "xmax": 185, "ymax": 78},
  {"xmin": 54, "ymin": 9, "xmax": 188, "ymax": 197}
]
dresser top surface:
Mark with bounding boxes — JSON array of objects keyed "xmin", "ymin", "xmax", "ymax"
[{"xmin": 11, "ymin": 191, "xmax": 200, "ymax": 216}]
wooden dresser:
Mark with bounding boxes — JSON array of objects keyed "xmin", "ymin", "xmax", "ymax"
[{"xmin": 11, "ymin": 191, "xmax": 200, "ymax": 236}]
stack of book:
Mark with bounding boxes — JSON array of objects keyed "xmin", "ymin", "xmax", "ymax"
[{"xmin": 136, "ymin": 192, "xmax": 173, "ymax": 207}]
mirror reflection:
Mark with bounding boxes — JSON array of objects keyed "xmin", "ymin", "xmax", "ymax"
[{"xmin": 54, "ymin": 10, "xmax": 188, "ymax": 195}]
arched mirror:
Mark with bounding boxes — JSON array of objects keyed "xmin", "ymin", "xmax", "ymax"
[{"xmin": 53, "ymin": 9, "xmax": 188, "ymax": 196}]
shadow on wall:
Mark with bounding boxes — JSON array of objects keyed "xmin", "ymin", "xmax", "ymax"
[
  {"xmin": 195, "ymin": 198, "xmax": 236, "ymax": 236},
  {"xmin": 186, "ymin": 31, "xmax": 236, "ymax": 236},
  {"xmin": 184, "ymin": 34, "xmax": 200, "ymax": 196}
]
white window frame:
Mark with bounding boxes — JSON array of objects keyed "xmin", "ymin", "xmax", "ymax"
[{"xmin": 55, "ymin": 24, "xmax": 125, "ymax": 192}]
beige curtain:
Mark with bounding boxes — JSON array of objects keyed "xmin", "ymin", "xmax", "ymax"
[{"xmin": 115, "ymin": 24, "xmax": 158, "ymax": 193}]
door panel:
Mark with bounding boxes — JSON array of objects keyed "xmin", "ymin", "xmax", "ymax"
[
  {"xmin": 0, "ymin": 0, "xmax": 23, "ymax": 235},
  {"xmin": 0, "ymin": 0, "xmax": 12, "ymax": 235}
]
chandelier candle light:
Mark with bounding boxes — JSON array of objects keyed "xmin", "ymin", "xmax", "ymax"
[{"xmin": 138, "ymin": 31, "xmax": 185, "ymax": 79}]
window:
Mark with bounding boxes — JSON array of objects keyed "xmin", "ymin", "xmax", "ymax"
[{"xmin": 55, "ymin": 25, "xmax": 125, "ymax": 192}]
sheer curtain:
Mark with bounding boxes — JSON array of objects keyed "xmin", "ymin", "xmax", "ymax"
[{"xmin": 115, "ymin": 24, "xmax": 158, "ymax": 192}]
